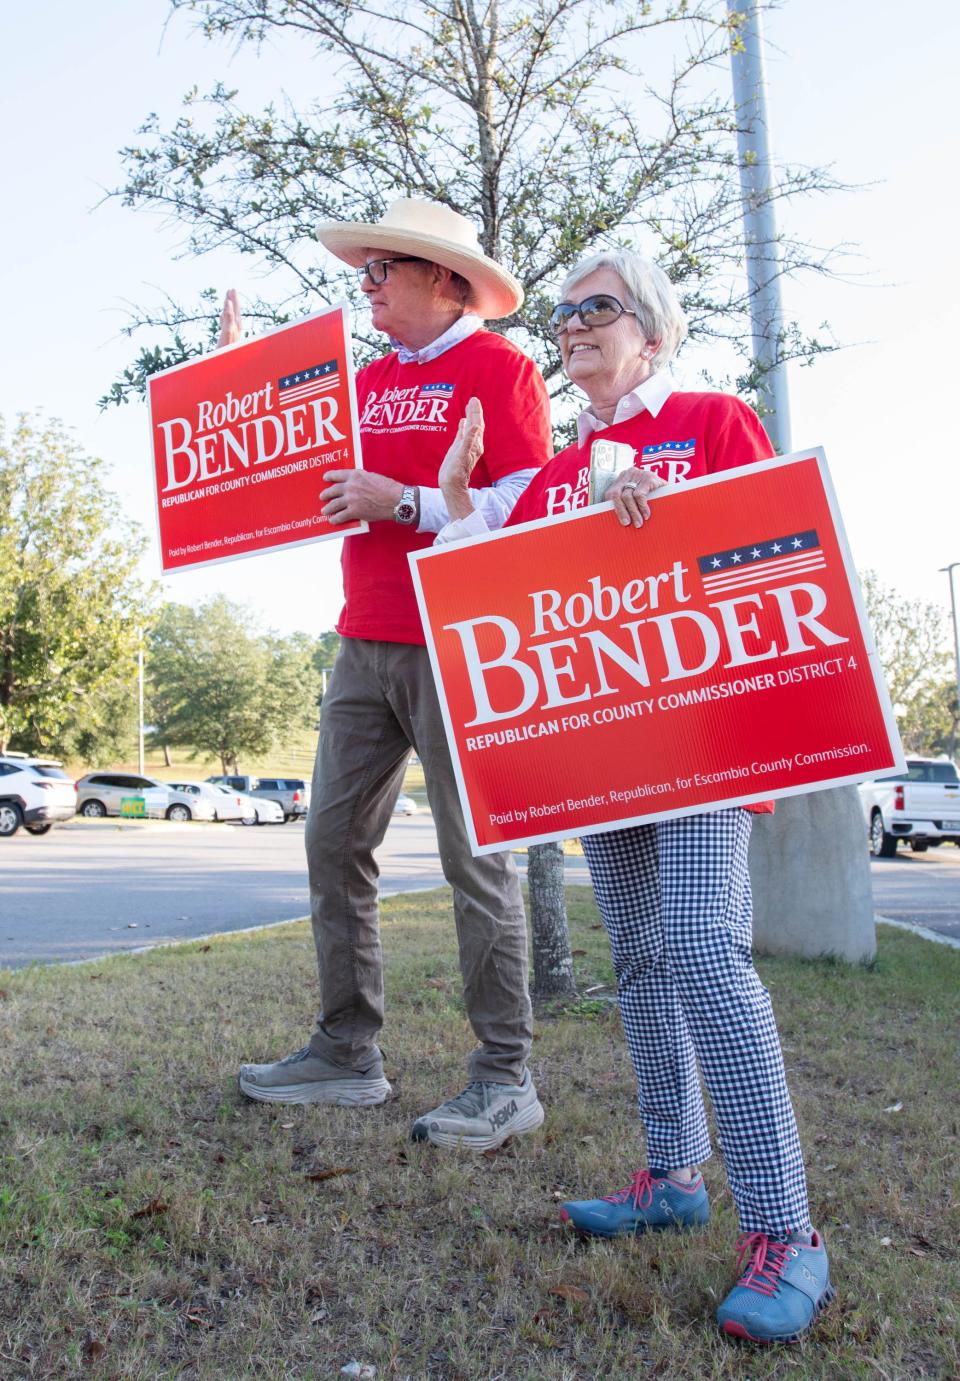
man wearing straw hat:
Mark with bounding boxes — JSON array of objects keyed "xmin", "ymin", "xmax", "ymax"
[{"xmin": 230, "ymin": 199, "xmax": 552, "ymax": 1150}]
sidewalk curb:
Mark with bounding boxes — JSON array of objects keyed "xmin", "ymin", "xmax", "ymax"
[
  {"xmin": 875, "ymin": 913, "xmax": 960, "ymax": 950},
  {"xmin": 60, "ymin": 818, "xmax": 233, "ymax": 833}
]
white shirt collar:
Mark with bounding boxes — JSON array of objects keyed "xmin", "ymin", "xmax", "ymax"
[
  {"xmin": 575, "ymin": 371, "xmax": 675, "ymax": 447},
  {"xmin": 392, "ymin": 313, "xmax": 484, "ymax": 365}
]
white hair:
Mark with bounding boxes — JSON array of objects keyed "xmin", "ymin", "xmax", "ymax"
[{"xmin": 560, "ymin": 250, "xmax": 688, "ymax": 370}]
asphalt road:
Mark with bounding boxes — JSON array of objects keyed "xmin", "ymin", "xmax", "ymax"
[
  {"xmin": 1, "ymin": 819, "xmax": 956, "ymax": 968},
  {"xmin": 0, "ymin": 814, "xmax": 589, "ymax": 969},
  {"xmin": 866, "ymin": 844, "xmax": 960, "ymax": 942}
]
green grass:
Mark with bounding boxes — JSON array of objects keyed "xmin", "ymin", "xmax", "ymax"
[{"xmin": 1, "ymin": 891, "xmax": 957, "ymax": 1379}]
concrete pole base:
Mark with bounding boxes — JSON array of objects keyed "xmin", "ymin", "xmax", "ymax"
[{"xmin": 748, "ymin": 784, "xmax": 876, "ymax": 964}]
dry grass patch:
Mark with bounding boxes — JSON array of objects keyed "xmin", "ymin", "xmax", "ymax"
[{"xmin": 1, "ymin": 890, "xmax": 957, "ymax": 1379}]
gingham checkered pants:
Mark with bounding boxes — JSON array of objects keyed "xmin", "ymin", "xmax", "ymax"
[{"xmin": 581, "ymin": 808, "xmax": 811, "ymax": 1237}]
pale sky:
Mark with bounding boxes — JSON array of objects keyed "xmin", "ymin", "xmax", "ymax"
[{"xmin": 2, "ymin": 0, "xmax": 958, "ymax": 637}]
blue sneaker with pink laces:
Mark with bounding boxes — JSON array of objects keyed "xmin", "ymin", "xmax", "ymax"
[
  {"xmin": 559, "ymin": 1168, "xmax": 710, "ymax": 1237},
  {"xmin": 716, "ymin": 1230, "xmax": 835, "ymax": 1344}
]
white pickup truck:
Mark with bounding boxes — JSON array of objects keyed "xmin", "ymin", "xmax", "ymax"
[{"xmin": 859, "ymin": 756, "xmax": 960, "ymax": 856}]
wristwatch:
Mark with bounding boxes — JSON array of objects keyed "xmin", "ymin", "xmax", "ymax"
[{"xmin": 393, "ymin": 485, "xmax": 418, "ymax": 525}]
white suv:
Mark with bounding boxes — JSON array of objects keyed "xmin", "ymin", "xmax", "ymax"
[{"xmin": 0, "ymin": 754, "xmax": 77, "ymax": 837}]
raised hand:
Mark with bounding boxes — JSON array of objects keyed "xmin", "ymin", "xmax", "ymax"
[
  {"xmin": 438, "ymin": 396, "xmax": 485, "ymax": 520},
  {"xmin": 217, "ymin": 288, "xmax": 242, "ymax": 348}
]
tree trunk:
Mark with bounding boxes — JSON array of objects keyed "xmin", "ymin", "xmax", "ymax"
[
  {"xmin": 162, "ymin": 743, "xmax": 171, "ymax": 767},
  {"xmin": 527, "ymin": 841, "xmax": 576, "ymax": 997}
]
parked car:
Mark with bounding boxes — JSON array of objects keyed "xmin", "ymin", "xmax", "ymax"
[
  {"xmin": 206, "ymin": 773, "xmax": 260, "ymax": 795},
  {"xmin": 256, "ymin": 776, "xmax": 310, "ymax": 822},
  {"xmin": 393, "ymin": 793, "xmax": 418, "ymax": 816},
  {"xmin": 0, "ymin": 753, "xmax": 77, "ymax": 837},
  {"xmin": 76, "ymin": 772, "xmax": 177, "ymax": 820},
  {"xmin": 858, "ymin": 757, "xmax": 960, "ymax": 857},
  {"xmin": 236, "ymin": 791, "xmax": 284, "ymax": 826},
  {"xmin": 205, "ymin": 783, "xmax": 257, "ymax": 824},
  {"xmin": 207, "ymin": 775, "xmax": 310, "ymax": 822},
  {"xmin": 163, "ymin": 781, "xmax": 226, "ymax": 823}
]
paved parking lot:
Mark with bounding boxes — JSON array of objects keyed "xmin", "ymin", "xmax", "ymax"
[
  {"xmin": 0, "ymin": 816, "xmax": 443, "ymax": 967},
  {"xmin": 0, "ymin": 815, "xmax": 591, "ymax": 968},
  {"xmin": 1, "ymin": 817, "xmax": 955, "ymax": 966},
  {"xmin": 868, "ymin": 844, "xmax": 960, "ymax": 942}
]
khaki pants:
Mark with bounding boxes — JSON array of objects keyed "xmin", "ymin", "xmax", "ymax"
[{"xmin": 305, "ymin": 637, "xmax": 532, "ymax": 1083}]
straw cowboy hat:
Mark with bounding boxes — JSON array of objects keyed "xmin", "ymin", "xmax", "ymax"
[{"xmin": 316, "ymin": 198, "xmax": 523, "ymax": 320}]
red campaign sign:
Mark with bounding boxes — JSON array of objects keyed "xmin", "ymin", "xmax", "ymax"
[
  {"xmin": 147, "ymin": 303, "xmax": 364, "ymax": 572},
  {"xmin": 410, "ymin": 450, "xmax": 904, "ymax": 855}
]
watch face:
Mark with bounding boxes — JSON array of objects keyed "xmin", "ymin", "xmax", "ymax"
[{"xmin": 395, "ymin": 500, "xmax": 417, "ymax": 524}]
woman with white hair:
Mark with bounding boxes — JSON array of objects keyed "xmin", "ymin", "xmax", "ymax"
[{"xmin": 438, "ymin": 248, "xmax": 834, "ymax": 1346}]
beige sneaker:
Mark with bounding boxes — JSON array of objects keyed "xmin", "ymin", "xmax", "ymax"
[
  {"xmin": 238, "ymin": 1045, "xmax": 391, "ymax": 1106},
  {"xmin": 410, "ymin": 1069, "xmax": 544, "ymax": 1150}
]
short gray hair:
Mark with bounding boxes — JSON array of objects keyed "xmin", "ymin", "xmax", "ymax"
[{"xmin": 560, "ymin": 250, "xmax": 688, "ymax": 370}]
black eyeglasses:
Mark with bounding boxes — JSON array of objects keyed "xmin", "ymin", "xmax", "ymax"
[
  {"xmin": 357, "ymin": 256, "xmax": 426, "ymax": 286},
  {"xmin": 549, "ymin": 293, "xmax": 638, "ymax": 336}
]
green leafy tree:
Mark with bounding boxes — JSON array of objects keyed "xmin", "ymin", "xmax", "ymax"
[
  {"xmin": 147, "ymin": 597, "xmax": 320, "ymax": 771},
  {"xmin": 59, "ymin": 674, "xmax": 142, "ymax": 766},
  {"xmin": 861, "ymin": 570, "xmax": 955, "ymax": 755},
  {"xmin": 104, "ymin": 0, "xmax": 842, "ymax": 412},
  {"xmin": 312, "ymin": 629, "xmax": 341, "ymax": 702},
  {"xmin": 0, "ymin": 413, "xmax": 151, "ymax": 756},
  {"xmin": 900, "ymin": 679, "xmax": 958, "ymax": 759},
  {"xmin": 264, "ymin": 628, "xmax": 323, "ymax": 731}
]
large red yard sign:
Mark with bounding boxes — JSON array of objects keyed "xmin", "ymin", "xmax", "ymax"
[
  {"xmin": 147, "ymin": 303, "xmax": 364, "ymax": 572},
  {"xmin": 410, "ymin": 450, "xmax": 904, "ymax": 855}
]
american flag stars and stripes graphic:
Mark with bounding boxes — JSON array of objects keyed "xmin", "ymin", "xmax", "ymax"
[
  {"xmin": 278, "ymin": 359, "xmax": 340, "ymax": 405},
  {"xmin": 698, "ymin": 529, "xmax": 826, "ymax": 595},
  {"xmin": 642, "ymin": 437, "xmax": 696, "ymax": 462},
  {"xmin": 419, "ymin": 382, "xmax": 455, "ymax": 397}
]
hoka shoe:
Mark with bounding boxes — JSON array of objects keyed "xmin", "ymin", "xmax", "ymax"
[
  {"xmin": 716, "ymin": 1230, "xmax": 835, "ymax": 1344},
  {"xmin": 560, "ymin": 1169, "xmax": 710, "ymax": 1237},
  {"xmin": 238, "ymin": 1045, "xmax": 391, "ymax": 1106},
  {"xmin": 410, "ymin": 1069, "xmax": 544, "ymax": 1150}
]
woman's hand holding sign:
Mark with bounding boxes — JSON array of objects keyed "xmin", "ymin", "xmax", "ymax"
[{"xmin": 606, "ymin": 465, "xmax": 667, "ymax": 529}]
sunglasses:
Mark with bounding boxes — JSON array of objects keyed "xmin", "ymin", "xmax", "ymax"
[
  {"xmin": 549, "ymin": 293, "xmax": 638, "ymax": 336},
  {"xmin": 357, "ymin": 256, "xmax": 426, "ymax": 286}
]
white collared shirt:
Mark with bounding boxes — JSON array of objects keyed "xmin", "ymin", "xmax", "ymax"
[{"xmin": 575, "ymin": 370, "xmax": 675, "ymax": 446}]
